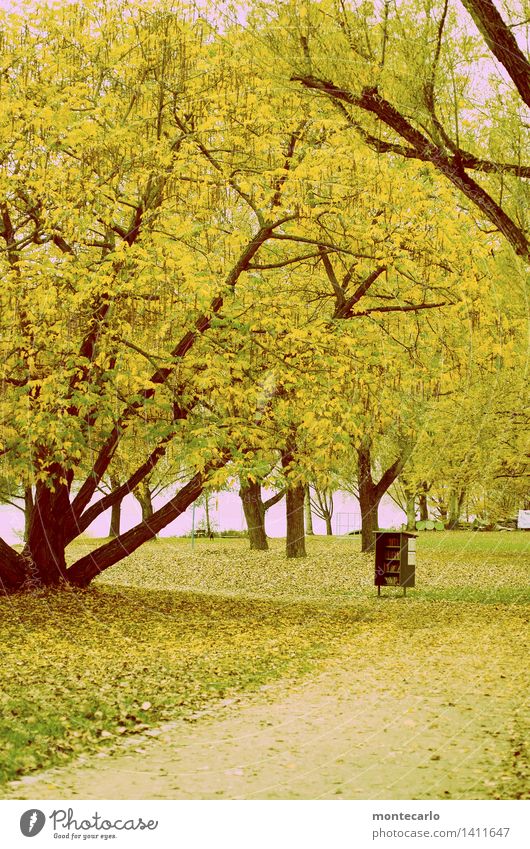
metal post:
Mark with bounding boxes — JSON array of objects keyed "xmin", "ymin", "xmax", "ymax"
[
  {"xmin": 191, "ymin": 503, "xmax": 196, "ymax": 550},
  {"xmin": 377, "ymin": 585, "xmax": 381, "ymax": 597}
]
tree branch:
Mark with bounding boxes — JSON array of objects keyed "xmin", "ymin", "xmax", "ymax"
[
  {"xmin": 0, "ymin": 537, "xmax": 26, "ymax": 592},
  {"xmin": 292, "ymin": 75, "xmax": 530, "ymax": 259},
  {"xmin": 351, "ymin": 300, "xmax": 448, "ymax": 317},
  {"xmin": 67, "ymin": 454, "xmax": 229, "ymax": 587},
  {"xmin": 460, "ymin": 0, "xmax": 530, "ymax": 109},
  {"xmin": 334, "ymin": 266, "xmax": 387, "ymax": 319},
  {"xmin": 71, "ymin": 435, "xmax": 175, "ymax": 539},
  {"xmin": 319, "ymin": 245, "xmax": 346, "ymax": 309},
  {"xmin": 263, "ymin": 488, "xmax": 285, "ymax": 511},
  {"xmin": 248, "ymin": 250, "xmax": 326, "ymax": 270},
  {"xmin": 70, "ymin": 220, "xmax": 280, "ymax": 523}
]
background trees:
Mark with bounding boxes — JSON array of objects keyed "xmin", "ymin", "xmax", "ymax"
[{"xmin": 0, "ymin": 0, "xmax": 527, "ymax": 592}]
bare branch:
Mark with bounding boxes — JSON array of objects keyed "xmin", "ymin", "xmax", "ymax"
[
  {"xmin": 351, "ymin": 301, "xmax": 448, "ymax": 317},
  {"xmin": 334, "ymin": 266, "xmax": 387, "ymax": 319},
  {"xmin": 319, "ymin": 245, "xmax": 346, "ymax": 309},
  {"xmin": 248, "ymin": 250, "xmax": 326, "ymax": 270}
]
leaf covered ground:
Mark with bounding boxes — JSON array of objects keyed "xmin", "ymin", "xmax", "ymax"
[{"xmin": 0, "ymin": 532, "xmax": 528, "ymax": 798}]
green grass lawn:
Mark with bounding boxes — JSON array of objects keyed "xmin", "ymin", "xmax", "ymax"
[{"xmin": 0, "ymin": 531, "xmax": 528, "ymax": 788}]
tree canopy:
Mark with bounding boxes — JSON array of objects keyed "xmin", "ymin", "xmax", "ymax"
[{"xmin": 0, "ymin": 0, "xmax": 527, "ymax": 590}]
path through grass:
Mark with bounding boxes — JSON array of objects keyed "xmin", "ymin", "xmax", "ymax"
[{"xmin": 0, "ymin": 532, "xmax": 528, "ymax": 795}]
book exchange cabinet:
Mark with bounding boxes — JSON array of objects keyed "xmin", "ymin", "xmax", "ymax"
[{"xmin": 374, "ymin": 531, "xmax": 417, "ymax": 596}]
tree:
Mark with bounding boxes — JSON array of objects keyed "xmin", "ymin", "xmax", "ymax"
[
  {"xmin": 108, "ymin": 475, "xmax": 122, "ymax": 539},
  {"xmin": 1, "ymin": 0, "xmax": 526, "ymax": 593},
  {"xmin": 286, "ymin": 0, "xmax": 530, "ymax": 263},
  {"xmin": 357, "ymin": 438, "xmax": 411, "ymax": 551},
  {"xmin": 0, "ymin": 0, "xmax": 323, "ymax": 590},
  {"xmin": 281, "ymin": 438, "xmax": 307, "ymax": 559},
  {"xmin": 304, "ymin": 485, "xmax": 315, "ymax": 535},
  {"xmin": 310, "ymin": 486, "xmax": 335, "ymax": 536},
  {"xmin": 239, "ymin": 476, "xmax": 285, "ymax": 551}
]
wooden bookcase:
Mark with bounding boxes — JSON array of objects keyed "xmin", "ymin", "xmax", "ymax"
[{"xmin": 374, "ymin": 531, "xmax": 416, "ymax": 595}]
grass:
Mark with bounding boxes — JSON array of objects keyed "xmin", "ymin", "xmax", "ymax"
[
  {"xmin": 0, "ymin": 531, "xmax": 528, "ymax": 789},
  {"xmin": 96, "ymin": 530, "xmax": 530, "ymax": 604}
]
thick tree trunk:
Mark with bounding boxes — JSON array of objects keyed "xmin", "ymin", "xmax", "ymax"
[
  {"xmin": 239, "ymin": 479, "xmax": 268, "ymax": 551},
  {"xmin": 324, "ymin": 515, "xmax": 333, "ymax": 536},
  {"xmin": 285, "ymin": 484, "xmax": 306, "ymax": 558},
  {"xmin": 304, "ymin": 485, "xmax": 314, "ymax": 535},
  {"xmin": 0, "ymin": 450, "xmax": 230, "ymax": 593},
  {"xmin": 281, "ymin": 441, "xmax": 306, "ymax": 558},
  {"xmin": 108, "ymin": 475, "xmax": 121, "ymax": 538},
  {"xmin": 359, "ymin": 487, "xmax": 381, "ymax": 552},
  {"xmin": 26, "ymin": 472, "xmax": 71, "ymax": 586},
  {"xmin": 358, "ymin": 442, "xmax": 378, "ymax": 552},
  {"xmin": 23, "ymin": 486, "xmax": 34, "ymax": 543},
  {"xmin": 2, "ymin": 457, "xmax": 228, "ymax": 593},
  {"xmin": 0, "ymin": 537, "xmax": 27, "ymax": 592}
]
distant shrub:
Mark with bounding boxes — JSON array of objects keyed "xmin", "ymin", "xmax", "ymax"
[
  {"xmin": 216, "ymin": 529, "xmax": 248, "ymax": 538},
  {"xmin": 180, "ymin": 529, "xmax": 248, "ymax": 539}
]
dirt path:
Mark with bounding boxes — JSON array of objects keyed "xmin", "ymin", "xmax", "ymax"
[{"xmin": 8, "ymin": 642, "xmax": 527, "ymax": 800}]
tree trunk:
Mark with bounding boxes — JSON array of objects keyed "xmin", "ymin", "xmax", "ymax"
[
  {"xmin": 136, "ymin": 485, "xmax": 154, "ymax": 522},
  {"xmin": 304, "ymin": 485, "xmax": 314, "ymax": 535},
  {"xmin": 356, "ymin": 438, "xmax": 410, "ymax": 552},
  {"xmin": 281, "ymin": 441, "xmax": 306, "ymax": 558},
  {"xmin": 23, "ymin": 486, "xmax": 34, "ymax": 543},
  {"xmin": 358, "ymin": 442, "xmax": 379, "ymax": 553},
  {"xmin": 239, "ymin": 479, "xmax": 268, "ymax": 551},
  {"xmin": 447, "ymin": 488, "xmax": 466, "ymax": 529},
  {"xmin": 108, "ymin": 475, "xmax": 121, "ymax": 538},
  {"xmin": 404, "ymin": 488, "xmax": 416, "ymax": 531},
  {"xmin": 109, "ymin": 502, "xmax": 121, "ymax": 538},
  {"xmin": 285, "ymin": 484, "xmax": 306, "ymax": 558},
  {"xmin": 447, "ymin": 490, "xmax": 458, "ymax": 529},
  {"xmin": 204, "ymin": 494, "xmax": 213, "ymax": 537},
  {"xmin": 26, "ymin": 471, "xmax": 71, "ymax": 586},
  {"xmin": 0, "ymin": 454, "xmax": 229, "ymax": 594},
  {"xmin": 311, "ymin": 486, "xmax": 334, "ymax": 536},
  {"xmin": 135, "ymin": 483, "xmax": 157, "ymax": 540},
  {"xmin": 0, "ymin": 537, "xmax": 27, "ymax": 592},
  {"xmin": 359, "ymin": 487, "xmax": 381, "ymax": 552},
  {"xmin": 419, "ymin": 483, "xmax": 429, "ymax": 521},
  {"xmin": 437, "ymin": 497, "xmax": 448, "ymax": 523}
]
